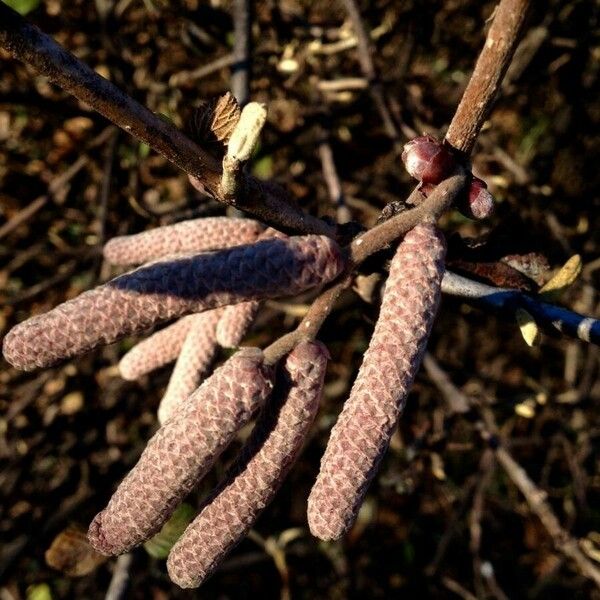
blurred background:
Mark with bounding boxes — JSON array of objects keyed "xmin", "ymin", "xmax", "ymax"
[{"xmin": 0, "ymin": 0, "xmax": 599, "ymax": 598}]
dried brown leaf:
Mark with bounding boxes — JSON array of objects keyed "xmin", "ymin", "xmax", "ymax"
[{"xmin": 45, "ymin": 525, "xmax": 107, "ymax": 577}]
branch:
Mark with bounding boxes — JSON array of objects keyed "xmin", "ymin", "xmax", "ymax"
[
  {"xmin": 264, "ymin": 176, "xmax": 467, "ymax": 363},
  {"xmin": 442, "ymin": 271, "xmax": 600, "ymax": 345},
  {"xmin": 0, "ymin": 3, "xmax": 332, "ymax": 237},
  {"xmin": 445, "ymin": 0, "xmax": 531, "ymax": 155}
]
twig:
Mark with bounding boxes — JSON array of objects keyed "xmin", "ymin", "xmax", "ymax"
[
  {"xmin": 0, "ymin": 4, "xmax": 221, "ymax": 191},
  {"xmin": 105, "ymin": 553, "xmax": 133, "ymax": 600},
  {"xmin": 341, "ymin": 0, "xmax": 400, "ymax": 142},
  {"xmin": 231, "ymin": 0, "xmax": 252, "ymax": 106},
  {"xmin": 445, "ymin": 0, "xmax": 531, "ymax": 155},
  {"xmin": 318, "ymin": 141, "xmax": 351, "ymax": 224},
  {"xmin": 441, "ymin": 271, "xmax": 600, "ymax": 345},
  {"xmin": 169, "ymin": 54, "xmax": 235, "ymax": 87},
  {"xmin": 263, "ymin": 176, "xmax": 467, "ymax": 363},
  {"xmin": 425, "ymin": 355, "xmax": 600, "ymax": 589},
  {"xmin": 0, "ymin": 4, "xmax": 331, "ymax": 237}
]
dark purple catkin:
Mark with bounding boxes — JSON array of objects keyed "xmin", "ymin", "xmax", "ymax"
[
  {"xmin": 167, "ymin": 341, "xmax": 328, "ymax": 588},
  {"xmin": 157, "ymin": 309, "xmax": 223, "ymax": 424},
  {"xmin": 103, "ymin": 217, "xmax": 263, "ymax": 266},
  {"xmin": 118, "ymin": 316, "xmax": 194, "ymax": 381},
  {"xmin": 88, "ymin": 348, "xmax": 274, "ymax": 556},
  {"xmin": 216, "ymin": 301, "xmax": 260, "ymax": 348},
  {"xmin": 307, "ymin": 223, "xmax": 446, "ymax": 541},
  {"xmin": 3, "ymin": 235, "xmax": 344, "ymax": 371}
]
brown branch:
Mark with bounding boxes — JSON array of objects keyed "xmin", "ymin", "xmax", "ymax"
[
  {"xmin": 445, "ymin": 0, "xmax": 531, "ymax": 155},
  {"xmin": 0, "ymin": 3, "xmax": 332, "ymax": 237},
  {"xmin": 263, "ymin": 175, "xmax": 467, "ymax": 364}
]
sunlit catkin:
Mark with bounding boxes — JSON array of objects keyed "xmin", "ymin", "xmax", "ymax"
[
  {"xmin": 167, "ymin": 341, "xmax": 328, "ymax": 588},
  {"xmin": 307, "ymin": 223, "xmax": 446, "ymax": 540},
  {"xmin": 88, "ymin": 349, "xmax": 274, "ymax": 555}
]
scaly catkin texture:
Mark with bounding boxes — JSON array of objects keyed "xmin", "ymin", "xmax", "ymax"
[
  {"xmin": 307, "ymin": 223, "xmax": 446, "ymax": 541},
  {"xmin": 216, "ymin": 301, "xmax": 260, "ymax": 348},
  {"xmin": 88, "ymin": 349, "xmax": 274, "ymax": 556},
  {"xmin": 213, "ymin": 228, "xmax": 288, "ymax": 349},
  {"xmin": 3, "ymin": 235, "xmax": 344, "ymax": 371},
  {"xmin": 103, "ymin": 217, "xmax": 263, "ymax": 266},
  {"xmin": 167, "ymin": 341, "xmax": 328, "ymax": 588},
  {"xmin": 118, "ymin": 316, "xmax": 195, "ymax": 380},
  {"xmin": 157, "ymin": 309, "xmax": 224, "ymax": 424}
]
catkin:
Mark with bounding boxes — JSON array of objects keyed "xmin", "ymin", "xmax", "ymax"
[
  {"xmin": 157, "ymin": 309, "xmax": 223, "ymax": 424},
  {"xmin": 167, "ymin": 341, "xmax": 328, "ymax": 588},
  {"xmin": 216, "ymin": 301, "xmax": 260, "ymax": 348},
  {"xmin": 118, "ymin": 316, "xmax": 195, "ymax": 380},
  {"xmin": 88, "ymin": 348, "xmax": 274, "ymax": 555},
  {"xmin": 307, "ymin": 223, "xmax": 446, "ymax": 540},
  {"xmin": 103, "ymin": 217, "xmax": 263, "ymax": 266},
  {"xmin": 3, "ymin": 235, "xmax": 344, "ymax": 371}
]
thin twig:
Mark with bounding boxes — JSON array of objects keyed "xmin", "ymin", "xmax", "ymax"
[
  {"xmin": 445, "ymin": 0, "xmax": 531, "ymax": 155},
  {"xmin": 341, "ymin": 0, "xmax": 400, "ymax": 142},
  {"xmin": 318, "ymin": 141, "xmax": 351, "ymax": 224},
  {"xmin": 442, "ymin": 271, "xmax": 600, "ymax": 345},
  {"xmin": 105, "ymin": 553, "xmax": 133, "ymax": 600},
  {"xmin": 169, "ymin": 54, "xmax": 235, "ymax": 87},
  {"xmin": 231, "ymin": 0, "xmax": 252, "ymax": 106}
]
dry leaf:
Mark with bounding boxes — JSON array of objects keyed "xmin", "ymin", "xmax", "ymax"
[
  {"xmin": 188, "ymin": 92, "xmax": 241, "ymax": 151},
  {"xmin": 45, "ymin": 525, "xmax": 107, "ymax": 576},
  {"xmin": 516, "ymin": 308, "xmax": 540, "ymax": 346},
  {"xmin": 539, "ymin": 254, "xmax": 582, "ymax": 301}
]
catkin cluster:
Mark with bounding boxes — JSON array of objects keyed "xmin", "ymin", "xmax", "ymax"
[{"xmin": 3, "ymin": 211, "xmax": 449, "ymax": 589}]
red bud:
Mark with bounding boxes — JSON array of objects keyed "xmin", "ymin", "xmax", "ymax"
[{"xmin": 401, "ymin": 135, "xmax": 456, "ymax": 184}]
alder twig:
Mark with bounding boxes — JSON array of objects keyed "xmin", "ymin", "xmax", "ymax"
[
  {"xmin": 0, "ymin": 3, "xmax": 332, "ymax": 238},
  {"xmin": 445, "ymin": 0, "xmax": 532, "ymax": 155},
  {"xmin": 263, "ymin": 175, "xmax": 467, "ymax": 364},
  {"xmin": 442, "ymin": 271, "xmax": 600, "ymax": 345}
]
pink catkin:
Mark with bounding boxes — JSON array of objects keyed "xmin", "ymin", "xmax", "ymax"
[
  {"xmin": 216, "ymin": 301, "xmax": 260, "ymax": 348},
  {"xmin": 307, "ymin": 223, "xmax": 446, "ymax": 541},
  {"xmin": 157, "ymin": 309, "xmax": 224, "ymax": 424},
  {"xmin": 3, "ymin": 235, "xmax": 344, "ymax": 371},
  {"xmin": 88, "ymin": 348, "xmax": 274, "ymax": 556},
  {"xmin": 118, "ymin": 316, "xmax": 195, "ymax": 380},
  {"xmin": 212, "ymin": 228, "xmax": 288, "ymax": 349},
  {"xmin": 103, "ymin": 217, "xmax": 263, "ymax": 266},
  {"xmin": 167, "ymin": 341, "xmax": 328, "ymax": 588}
]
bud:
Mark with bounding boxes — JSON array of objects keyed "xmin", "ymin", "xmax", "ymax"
[
  {"xmin": 307, "ymin": 223, "xmax": 446, "ymax": 540},
  {"xmin": 157, "ymin": 309, "xmax": 223, "ymax": 424},
  {"xmin": 401, "ymin": 136, "xmax": 456, "ymax": 184},
  {"xmin": 421, "ymin": 175, "xmax": 494, "ymax": 220},
  {"xmin": 167, "ymin": 341, "xmax": 328, "ymax": 588},
  {"xmin": 88, "ymin": 349, "xmax": 274, "ymax": 555},
  {"xmin": 3, "ymin": 235, "xmax": 344, "ymax": 371},
  {"xmin": 461, "ymin": 176, "xmax": 494, "ymax": 219},
  {"xmin": 119, "ymin": 316, "xmax": 194, "ymax": 381},
  {"xmin": 103, "ymin": 217, "xmax": 263, "ymax": 266},
  {"xmin": 216, "ymin": 301, "xmax": 260, "ymax": 348}
]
